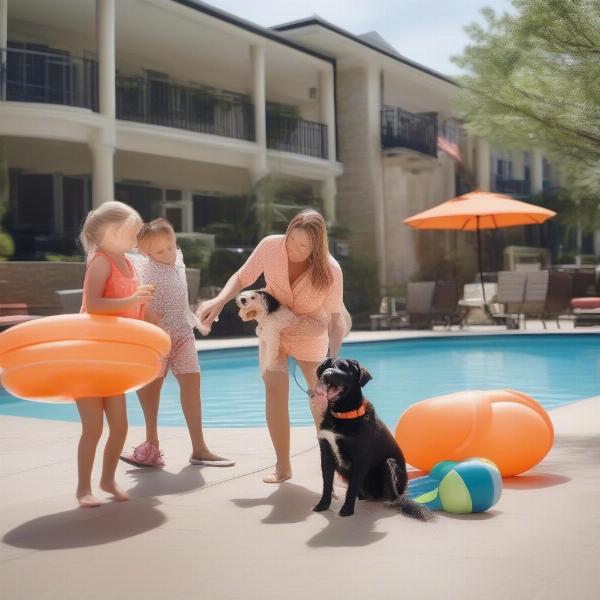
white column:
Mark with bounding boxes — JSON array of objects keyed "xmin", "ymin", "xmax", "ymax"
[
  {"xmin": 319, "ymin": 67, "xmax": 336, "ymax": 162},
  {"xmin": 183, "ymin": 190, "xmax": 193, "ymax": 233},
  {"xmin": 96, "ymin": 0, "xmax": 115, "ymax": 118},
  {"xmin": 250, "ymin": 44, "xmax": 267, "ymax": 182},
  {"xmin": 320, "ymin": 176, "xmax": 336, "ymax": 223},
  {"xmin": 91, "ymin": 143, "xmax": 114, "ymax": 207},
  {"xmin": 0, "ymin": 0, "xmax": 7, "ymax": 101},
  {"xmin": 530, "ymin": 148, "xmax": 544, "ymax": 194},
  {"xmin": 512, "ymin": 150, "xmax": 525, "ymax": 180},
  {"xmin": 476, "ymin": 138, "xmax": 490, "ymax": 191},
  {"xmin": 368, "ymin": 66, "xmax": 387, "ymax": 289}
]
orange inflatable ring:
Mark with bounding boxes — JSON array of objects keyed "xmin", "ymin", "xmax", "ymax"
[
  {"xmin": 395, "ymin": 389, "xmax": 554, "ymax": 477},
  {"xmin": 0, "ymin": 314, "xmax": 171, "ymax": 402}
]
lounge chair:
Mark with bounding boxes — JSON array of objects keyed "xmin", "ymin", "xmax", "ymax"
[
  {"xmin": 571, "ymin": 267, "xmax": 600, "ymax": 327},
  {"xmin": 490, "ymin": 271, "xmax": 527, "ymax": 329},
  {"xmin": 406, "ymin": 282, "xmax": 436, "ymax": 329},
  {"xmin": 571, "ymin": 297, "xmax": 600, "ymax": 327},
  {"xmin": 431, "ymin": 281, "xmax": 460, "ymax": 328},
  {"xmin": 542, "ymin": 271, "xmax": 573, "ymax": 328},
  {"xmin": 521, "ymin": 270, "xmax": 549, "ymax": 329},
  {"xmin": 370, "ymin": 296, "xmax": 406, "ymax": 330},
  {"xmin": 458, "ymin": 282, "xmax": 498, "ymax": 325}
]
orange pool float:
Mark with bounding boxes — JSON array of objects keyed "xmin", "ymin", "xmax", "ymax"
[
  {"xmin": 395, "ymin": 389, "xmax": 554, "ymax": 476},
  {"xmin": 0, "ymin": 314, "xmax": 171, "ymax": 402}
]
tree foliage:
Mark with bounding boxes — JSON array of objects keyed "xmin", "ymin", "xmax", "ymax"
[{"xmin": 453, "ymin": 0, "xmax": 600, "ymax": 166}]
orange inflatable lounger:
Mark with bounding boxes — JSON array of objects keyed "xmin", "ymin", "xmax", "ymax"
[
  {"xmin": 0, "ymin": 314, "xmax": 171, "ymax": 402},
  {"xmin": 395, "ymin": 389, "xmax": 554, "ymax": 477}
]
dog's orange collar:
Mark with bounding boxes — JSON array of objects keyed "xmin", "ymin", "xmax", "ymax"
[{"xmin": 331, "ymin": 401, "xmax": 368, "ymax": 419}]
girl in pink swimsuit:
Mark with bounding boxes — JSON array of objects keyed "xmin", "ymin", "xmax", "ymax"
[
  {"xmin": 77, "ymin": 201, "xmax": 153, "ymax": 508},
  {"xmin": 197, "ymin": 209, "xmax": 350, "ymax": 483},
  {"xmin": 121, "ymin": 218, "xmax": 233, "ymax": 468}
]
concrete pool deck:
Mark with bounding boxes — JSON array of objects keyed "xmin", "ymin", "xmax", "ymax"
[{"xmin": 1, "ymin": 325, "xmax": 599, "ymax": 599}]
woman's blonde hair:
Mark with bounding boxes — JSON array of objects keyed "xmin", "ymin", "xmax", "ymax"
[
  {"xmin": 137, "ymin": 217, "xmax": 175, "ymax": 253},
  {"xmin": 285, "ymin": 209, "xmax": 333, "ymax": 291},
  {"xmin": 80, "ymin": 200, "xmax": 142, "ymax": 256}
]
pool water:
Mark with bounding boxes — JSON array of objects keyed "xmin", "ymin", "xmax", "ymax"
[{"xmin": 0, "ymin": 335, "xmax": 598, "ymax": 428}]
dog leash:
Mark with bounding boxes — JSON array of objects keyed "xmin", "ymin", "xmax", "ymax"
[{"xmin": 292, "ymin": 361, "xmax": 315, "ymax": 397}]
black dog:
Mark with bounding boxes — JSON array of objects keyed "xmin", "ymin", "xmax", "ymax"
[{"xmin": 313, "ymin": 358, "xmax": 432, "ymax": 519}]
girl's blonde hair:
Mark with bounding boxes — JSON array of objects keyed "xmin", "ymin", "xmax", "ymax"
[
  {"xmin": 80, "ymin": 201, "xmax": 142, "ymax": 255},
  {"xmin": 137, "ymin": 217, "xmax": 175, "ymax": 253},
  {"xmin": 285, "ymin": 209, "xmax": 333, "ymax": 291}
]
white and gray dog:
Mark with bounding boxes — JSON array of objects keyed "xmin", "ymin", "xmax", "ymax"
[{"xmin": 236, "ymin": 290, "xmax": 297, "ymax": 375}]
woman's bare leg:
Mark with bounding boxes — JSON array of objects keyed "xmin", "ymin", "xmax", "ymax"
[
  {"xmin": 176, "ymin": 372, "xmax": 230, "ymax": 461},
  {"xmin": 263, "ymin": 364, "xmax": 292, "ymax": 483},
  {"xmin": 75, "ymin": 397, "xmax": 104, "ymax": 507},
  {"xmin": 100, "ymin": 395, "xmax": 129, "ymax": 501},
  {"xmin": 297, "ymin": 360, "xmax": 321, "ymax": 428},
  {"xmin": 136, "ymin": 377, "xmax": 164, "ymax": 446}
]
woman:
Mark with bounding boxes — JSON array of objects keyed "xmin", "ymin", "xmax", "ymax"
[{"xmin": 196, "ymin": 209, "xmax": 349, "ymax": 483}]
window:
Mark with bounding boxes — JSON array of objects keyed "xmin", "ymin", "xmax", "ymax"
[
  {"xmin": 15, "ymin": 174, "xmax": 54, "ymax": 234},
  {"xmin": 63, "ymin": 177, "xmax": 90, "ymax": 235},
  {"xmin": 115, "ymin": 183, "xmax": 162, "ymax": 222},
  {"xmin": 192, "ymin": 194, "xmax": 245, "ymax": 231},
  {"xmin": 164, "ymin": 207, "xmax": 183, "ymax": 232}
]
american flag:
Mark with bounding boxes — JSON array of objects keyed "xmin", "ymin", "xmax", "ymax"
[{"xmin": 437, "ymin": 136, "xmax": 462, "ymax": 162}]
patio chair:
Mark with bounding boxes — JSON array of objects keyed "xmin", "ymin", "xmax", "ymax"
[
  {"xmin": 55, "ymin": 289, "xmax": 84, "ymax": 314},
  {"xmin": 572, "ymin": 269, "xmax": 596, "ymax": 297},
  {"xmin": 571, "ymin": 297, "xmax": 600, "ymax": 327},
  {"xmin": 521, "ymin": 270, "xmax": 549, "ymax": 329},
  {"xmin": 571, "ymin": 268, "xmax": 600, "ymax": 327},
  {"xmin": 406, "ymin": 281, "xmax": 436, "ymax": 329},
  {"xmin": 370, "ymin": 296, "xmax": 406, "ymax": 330},
  {"xmin": 431, "ymin": 281, "xmax": 460, "ymax": 328},
  {"xmin": 542, "ymin": 271, "xmax": 573, "ymax": 328},
  {"xmin": 458, "ymin": 282, "xmax": 498, "ymax": 326},
  {"xmin": 490, "ymin": 271, "xmax": 527, "ymax": 329}
]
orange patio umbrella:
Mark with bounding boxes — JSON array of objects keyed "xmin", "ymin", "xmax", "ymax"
[{"xmin": 404, "ymin": 191, "xmax": 556, "ymax": 303}]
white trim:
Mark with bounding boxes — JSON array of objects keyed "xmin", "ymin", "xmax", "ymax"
[
  {"xmin": 266, "ymin": 150, "xmax": 343, "ymax": 180},
  {"xmin": 0, "ymin": 102, "xmax": 342, "ymax": 182},
  {"xmin": 116, "ymin": 120, "xmax": 258, "ymax": 169}
]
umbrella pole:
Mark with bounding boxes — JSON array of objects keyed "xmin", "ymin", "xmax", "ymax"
[{"xmin": 476, "ymin": 216, "xmax": 487, "ymax": 305}]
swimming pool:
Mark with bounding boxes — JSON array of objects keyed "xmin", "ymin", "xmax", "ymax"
[{"xmin": 0, "ymin": 334, "xmax": 598, "ymax": 428}]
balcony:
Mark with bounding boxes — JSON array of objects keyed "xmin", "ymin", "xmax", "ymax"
[
  {"xmin": 380, "ymin": 106, "xmax": 438, "ymax": 157},
  {"xmin": 116, "ymin": 74, "xmax": 255, "ymax": 142},
  {"xmin": 266, "ymin": 111, "xmax": 328, "ymax": 159},
  {"xmin": 494, "ymin": 176, "xmax": 531, "ymax": 197},
  {"xmin": 1, "ymin": 46, "xmax": 98, "ymax": 111}
]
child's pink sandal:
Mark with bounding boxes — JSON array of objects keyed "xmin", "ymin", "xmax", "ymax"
[{"xmin": 120, "ymin": 441, "xmax": 165, "ymax": 468}]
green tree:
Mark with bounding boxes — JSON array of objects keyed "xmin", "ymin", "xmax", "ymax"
[
  {"xmin": 453, "ymin": 0, "xmax": 600, "ymax": 174},
  {"xmin": 0, "ymin": 138, "xmax": 15, "ymax": 260}
]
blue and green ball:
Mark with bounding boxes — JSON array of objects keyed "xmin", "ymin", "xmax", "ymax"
[{"xmin": 407, "ymin": 458, "xmax": 502, "ymax": 513}]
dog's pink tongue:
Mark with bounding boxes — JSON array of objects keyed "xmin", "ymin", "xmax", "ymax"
[
  {"xmin": 327, "ymin": 386, "xmax": 341, "ymax": 400},
  {"xmin": 313, "ymin": 384, "xmax": 328, "ymax": 415}
]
